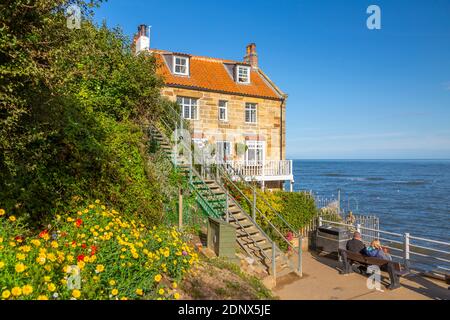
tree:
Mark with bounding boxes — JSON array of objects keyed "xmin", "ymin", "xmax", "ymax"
[{"xmin": 0, "ymin": 0, "xmax": 168, "ymax": 226}]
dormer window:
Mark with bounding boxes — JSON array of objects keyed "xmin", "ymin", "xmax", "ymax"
[
  {"xmin": 236, "ymin": 65, "xmax": 250, "ymax": 84},
  {"xmin": 173, "ymin": 56, "xmax": 189, "ymax": 76}
]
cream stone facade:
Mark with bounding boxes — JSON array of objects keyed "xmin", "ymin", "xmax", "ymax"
[{"xmin": 161, "ymin": 87, "xmax": 286, "ymax": 163}]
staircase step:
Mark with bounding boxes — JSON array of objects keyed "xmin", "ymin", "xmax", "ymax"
[
  {"xmin": 276, "ymin": 266, "xmax": 293, "ymax": 278},
  {"xmin": 228, "ymin": 208, "xmax": 241, "ymax": 215},
  {"xmin": 238, "ymin": 234, "xmax": 267, "ymax": 244},
  {"xmin": 231, "ymin": 219, "xmax": 254, "ymax": 229},
  {"xmin": 229, "ymin": 212, "xmax": 247, "ymax": 221},
  {"xmin": 236, "ymin": 226, "xmax": 259, "ymax": 235},
  {"xmin": 238, "ymin": 236, "xmax": 267, "ymax": 246}
]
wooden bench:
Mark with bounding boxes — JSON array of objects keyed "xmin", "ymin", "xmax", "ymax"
[{"xmin": 338, "ymin": 248, "xmax": 409, "ymax": 290}]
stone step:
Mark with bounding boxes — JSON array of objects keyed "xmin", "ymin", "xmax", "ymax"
[
  {"xmin": 236, "ymin": 225, "xmax": 259, "ymax": 236},
  {"xmin": 228, "ymin": 206, "xmax": 241, "ymax": 214},
  {"xmin": 238, "ymin": 235, "xmax": 267, "ymax": 246},
  {"xmin": 229, "ymin": 212, "xmax": 247, "ymax": 221},
  {"xmin": 231, "ymin": 219, "xmax": 254, "ymax": 229}
]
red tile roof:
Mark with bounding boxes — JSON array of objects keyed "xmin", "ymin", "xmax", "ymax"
[{"xmin": 152, "ymin": 50, "xmax": 283, "ymax": 100}]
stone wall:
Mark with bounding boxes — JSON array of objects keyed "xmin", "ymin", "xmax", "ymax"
[{"xmin": 161, "ymin": 86, "xmax": 286, "ymax": 162}]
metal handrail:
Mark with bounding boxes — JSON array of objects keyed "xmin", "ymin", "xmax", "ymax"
[
  {"xmin": 219, "ymin": 162, "xmax": 300, "ymax": 238},
  {"xmin": 225, "ymin": 193, "xmax": 273, "ymax": 264},
  {"xmin": 320, "ymin": 218, "xmax": 450, "ymax": 273},
  {"xmin": 215, "ymin": 164, "xmax": 297, "ymax": 271},
  {"xmin": 410, "ymin": 236, "xmax": 450, "ymax": 246}
]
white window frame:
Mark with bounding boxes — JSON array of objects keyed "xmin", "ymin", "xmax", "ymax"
[
  {"xmin": 218, "ymin": 100, "xmax": 228, "ymax": 122},
  {"xmin": 236, "ymin": 65, "xmax": 250, "ymax": 84},
  {"xmin": 177, "ymin": 96, "xmax": 199, "ymax": 120},
  {"xmin": 245, "ymin": 103, "xmax": 257, "ymax": 124},
  {"xmin": 173, "ymin": 56, "xmax": 189, "ymax": 76},
  {"xmin": 245, "ymin": 141, "xmax": 265, "ymax": 164},
  {"xmin": 216, "ymin": 141, "xmax": 232, "ymax": 163}
]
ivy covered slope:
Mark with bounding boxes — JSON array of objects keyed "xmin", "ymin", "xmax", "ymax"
[{"xmin": 0, "ymin": 0, "xmax": 175, "ymax": 226}]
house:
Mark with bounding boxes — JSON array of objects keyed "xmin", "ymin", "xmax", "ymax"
[{"xmin": 134, "ymin": 25, "xmax": 294, "ymax": 191}]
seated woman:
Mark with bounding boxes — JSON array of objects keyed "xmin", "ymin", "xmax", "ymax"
[{"xmin": 364, "ymin": 240, "xmax": 392, "ymax": 261}]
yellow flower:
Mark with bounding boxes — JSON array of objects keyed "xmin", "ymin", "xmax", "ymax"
[
  {"xmin": 95, "ymin": 264, "xmax": 105, "ymax": 273},
  {"xmin": 47, "ymin": 283, "xmax": 56, "ymax": 292},
  {"xmin": 95, "ymin": 199, "xmax": 101, "ymax": 204},
  {"xmin": 154, "ymin": 274, "xmax": 162, "ymax": 282},
  {"xmin": 135, "ymin": 288, "xmax": 143, "ymax": 296},
  {"xmin": 44, "ymin": 276, "xmax": 51, "ymax": 282},
  {"xmin": 47, "ymin": 253, "xmax": 56, "ymax": 262},
  {"xmin": 36, "ymin": 256, "xmax": 46, "ymax": 265},
  {"xmin": 158, "ymin": 288, "xmax": 165, "ymax": 295},
  {"xmin": 20, "ymin": 245, "xmax": 31, "ymax": 252},
  {"xmin": 120, "ymin": 297, "xmax": 128, "ymax": 300},
  {"xmin": 72, "ymin": 289, "xmax": 81, "ymax": 298},
  {"xmin": 15, "ymin": 263, "xmax": 26, "ymax": 273},
  {"xmin": 174, "ymin": 292, "xmax": 180, "ymax": 300},
  {"xmin": 77, "ymin": 261, "xmax": 85, "ymax": 270},
  {"xmin": 2, "ymin": 290, "xmax": 11, "ymax": 299},
  {"xmin": 0, "ymin": 209, "xmax": 5, "ymax": 216},
  {"xmin": 172, "ymin": 282, "xmax": 178, "ymax": 289},
  {"xmin": 22, "ymin": 285, "xmax": 33, "ymax": 295},
  {"xmin": 31, "ymin": 239, "xmax": 41, "ymax": 247},
  {"xmin": 9, "ymin": 215, "xmax": 16, "ymax": 222},
  {"xmin": 11, "ymin": 287, "xmax": 22, "ymax": 297},
  {"xmin": 109, "ymin": 280, "xmax": 116, "ymax": 286},
  {"xmin": 37, "ymin": 295, "xmax": 48, "ymax": 300},
  {"xmin": 111, "ymin": 289, "xmax": 118, "ymax": 296},
  {"xmin": 51, "ymin": 241, "xmax": 59, "ymax": 248},
  {"xmin": 0, "ymin": 261, "xmax": 5, "ymax": 269}
]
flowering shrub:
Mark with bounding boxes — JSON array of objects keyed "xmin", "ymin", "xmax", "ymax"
[{"xmin": 0, "ymin": 203, "xmax": 198, "ymax": 300}]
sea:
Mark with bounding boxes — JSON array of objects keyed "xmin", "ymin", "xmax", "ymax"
[{"xmin": 292, "ymin": 160, "xmax": 450, "ymax": 244}]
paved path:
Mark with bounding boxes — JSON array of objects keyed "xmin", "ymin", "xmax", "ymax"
[{"xmin": 273, "ymin": 252, "xmax": 450, "ymax": 300}]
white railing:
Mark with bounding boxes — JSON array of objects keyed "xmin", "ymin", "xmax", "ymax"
[
  {"xmin": 226, "ymin": 160, "xmax": 293, "ymax": 180},
  {"xmin": 319, "ymin": 217, "xmax": 450, "ymax": 275}
]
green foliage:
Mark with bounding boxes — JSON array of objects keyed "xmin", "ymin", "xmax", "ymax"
[
  {"xmin": 224, "ymin": 180, "xmax": 317, "ymax": 234},
  {"xmin": 275, "ymin": 191, "xmax": 317, "ymax": 230},
  {"xmin": 0, "ymin": 0, "xmax": 170, "ymax": 227}
]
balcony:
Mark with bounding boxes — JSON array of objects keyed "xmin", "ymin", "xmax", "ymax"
[{"xmin": 226, "ymin": 160, "xmax": 294, "ymax": 182}]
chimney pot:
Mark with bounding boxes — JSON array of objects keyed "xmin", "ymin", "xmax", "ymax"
[
  {"xmin": 244, "ymin": 43, "xmax": 258, "ymax": 69},
  {"xmin": 134, "ymin": 24, "xmax": 150, "ymax": 55}
]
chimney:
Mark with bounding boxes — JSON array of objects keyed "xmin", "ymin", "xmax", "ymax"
[
  {"xmin": 244, "ymin": 43, "xmax": 258, "ymax": 69},
  {"xmin": 134, "ymin": 24, "xmax": 150, "ymax": 55}
]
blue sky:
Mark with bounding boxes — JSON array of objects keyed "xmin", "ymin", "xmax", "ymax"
[{"xmin": 93, "ymin": 0, "xmax": 450, "ymax": 159}]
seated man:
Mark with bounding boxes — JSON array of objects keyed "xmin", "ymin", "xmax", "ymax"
[
  {"xmin": 345, "ymin": 231, "xmax": 367, "ymax": 274},
  {"xmin": 346, "ymin": 231, "xmax": 366, "ymax": 254}
]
